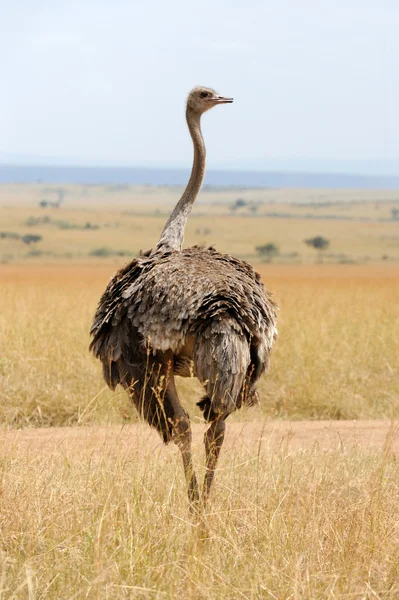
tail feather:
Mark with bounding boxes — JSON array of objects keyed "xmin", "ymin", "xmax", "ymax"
[{"xmin": 194, "ymin": 319, "xmax": 251, "ymax": 416}]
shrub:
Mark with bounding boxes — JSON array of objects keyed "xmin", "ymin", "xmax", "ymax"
[
  {"xmin": 304, "ymin": 236, "xmax": 330, "ymax": 251},
  {"xmin": 25, "ymin": 216, "xmax": 100, "ymax": 230},
  {"xmin": 21, "ymin": 234, "xmax": 42, "ymax": 245},
  {"xmin": 255, "ymin": 243, "xmax": 280, "ymax": 262},
  {"xmin": 231, "ymin": 198, "xmax": 247, "ymax": 212},
  {"xmin": 25, "ymin": 216, "xmax": 51, "ymax": 226},
  {"xmin": 39, "ymin": 199, "xmax": 61, "ymax": 208},
  {"xmin": 0, "ymin": 232, "xmax": 20, "ymax": 239},
  {"xmin": 84, "ymin": 222, "xmax": 100, "ymax": 230},
  {"xmin": 89, "ymin": 247, "xmax": 113, "ymax": 257},
  {"xmin": 89, "ymin": 247, "xmax": 131, "ymax": 258}
]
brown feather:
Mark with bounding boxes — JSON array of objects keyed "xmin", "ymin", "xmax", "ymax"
[{"xmin": 90, "ymin": 245, "xmax": 278, "ymax": 437}]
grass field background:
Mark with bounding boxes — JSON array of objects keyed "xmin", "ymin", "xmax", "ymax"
[
  {"xmin": 0, "ymin": 262, "xmax": 398, "ymax": 427},
  {"xmin": 1, "ymin": 184, "xmax": 399, "ymax": 264},
  {"xmin": 1, "ymin": 184, "xmax": 399, "ymax": 598},
  {"xmin": 0, "ymin": 183, "xmax": 398, "ymax": 426},
  {"xmin": 1, "ymin": 422, "xmax": 399, "ymax": 598}
]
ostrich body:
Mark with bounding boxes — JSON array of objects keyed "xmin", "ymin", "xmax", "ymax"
[{"xmin": 90, "ymin": 87, "xmax": 278, "ymax": 506}]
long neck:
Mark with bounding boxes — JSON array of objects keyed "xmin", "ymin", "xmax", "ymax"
[{"xmin": 155, "ymin": 108, "xmax": 205, "ymax": 251}]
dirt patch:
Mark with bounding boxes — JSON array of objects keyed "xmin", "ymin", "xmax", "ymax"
[{"xmin": 1, "ymin": 420, "xmax": 397, "ymax": 459}]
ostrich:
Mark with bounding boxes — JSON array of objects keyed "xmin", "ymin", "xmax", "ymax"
[{"xmin": 90, "ymin": 87, "xmax": 278, "ymax": 507}]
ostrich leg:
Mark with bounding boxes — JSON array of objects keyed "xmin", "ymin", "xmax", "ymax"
[
  {"xmin": 166, "ymin": 376, "xmax": 200, "ymax": 506},
  {"xmin": 202, "ymin": 416, "xmax": 226, "ymax": 506}
]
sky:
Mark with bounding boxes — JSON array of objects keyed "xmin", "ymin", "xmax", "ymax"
[{"xmin": 1, "ymin": 0, "xmax": 399, "ymax": 173}]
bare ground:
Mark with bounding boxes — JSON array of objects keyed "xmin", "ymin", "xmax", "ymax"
[{"xmin": 1, "ymin": 420, "xmax": 398, "ymax": 460}]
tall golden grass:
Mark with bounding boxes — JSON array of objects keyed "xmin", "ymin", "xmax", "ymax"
[
  {"xmin": 0, "ymin": 263, "xmax": 398, "ymax": 426},
  {"xmin": 1, "ymin": 423, "xmax": 399, "ymax": 598},
  {"xmin": 1, "ymin": 186, "xmax": 399, "ymax": 597},
  {"xmin": 0, "ymin": 262, "xmax": 398, "ymax": 597}
]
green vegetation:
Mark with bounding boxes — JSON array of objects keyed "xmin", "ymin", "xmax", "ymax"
[
  {"xmin": 0, "ymin": 184, "xmax": 398, "ymax": 264},
  {"xmin": 304, "ymin": 235, "xmax": 330, "ymax": 250},
  {"xmin": 89, "ymin": 247, "xmax": 132, "ymax": 258},
  {"xmin": 26, "ymin": 216, "xmax": 99, "ymax": 230},
  {"xmin": 21, "ymin": 234, "xmax": 42, "ymax": 245},
  {"xmin": 231, "ymin": 198, "xmax": 247, "ymax": 211},
  {"xmin": 255, "ymin": 242, "xmax": 280, "ymax": 261},
  {"xmin": 0, "ymin": 231, "xmax": 20, "ymax": 239}
]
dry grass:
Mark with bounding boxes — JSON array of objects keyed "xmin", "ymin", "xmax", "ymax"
[
  {"xmin": 0, "ymin": 263, "xmax": 398, "ymax": 427},
  {"xmin": 0, "ymin": 190, "xmax": 399, "ymax": 597},
  {"xmin": 1, "ymin": 422, "xmax": 399, "ymax": 598},
  {"xmin": 1, "ymin": 185, "xmax": 399, "ymax": 263},
  {"xmin": 257, "ymin": 264, "xmax": 399, "ymax": 420}
]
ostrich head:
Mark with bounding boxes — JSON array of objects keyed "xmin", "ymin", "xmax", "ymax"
[{"xmin": 187, "ymin": 86, "xmax": 233, "ymax": 115}]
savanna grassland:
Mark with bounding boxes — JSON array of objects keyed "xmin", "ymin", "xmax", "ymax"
[
  {"xmin": 1, "ymin": 184, "xmax": 399, "ymax": 264},
  {"xmin": 0, "ymin": 184, "xmax": 399, "ymax": 598},
  {"xmin": 2, "ymin": 420, "xmax": 399, "ymax": 598},
  {"xmin": 1, "ymin": 263, "xmax": 398, "ymax": 427}
]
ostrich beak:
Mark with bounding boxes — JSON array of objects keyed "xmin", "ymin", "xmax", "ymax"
[{"xmin": 212, "ymin": 95, "xmax": 234, "ymax": 104}]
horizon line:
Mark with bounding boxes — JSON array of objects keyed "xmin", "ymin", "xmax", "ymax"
[{"xmin": 1, "ymin": 162, "xmax": 399, "ymax": 180}]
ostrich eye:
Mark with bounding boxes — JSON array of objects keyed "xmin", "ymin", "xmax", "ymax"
[{"xmin": 200, "ymin": 91, "xmax": 209, "ymax": 98}]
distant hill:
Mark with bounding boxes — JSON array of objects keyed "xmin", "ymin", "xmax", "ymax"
[{"xmin": 1, "ymin": 164, "xmax": 399, "ymax": 189}]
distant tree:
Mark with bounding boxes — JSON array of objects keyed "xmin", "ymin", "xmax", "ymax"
[
  {"xmin": 255, "ymin": 242, "xmax": 280, "ymax": 262},
  {"xmin": 304, "ymin": 236, "xmax": 330, "ymax": 251},
  {"xmin": 231, "ymin": 198, "xmax": 247, "ymax": 212},
  {"xmin": 39, "ymin": 199, "xmax": 49, "ymax": 208},
  {"xmin": 304, "ymin": 236, "xmax": 329, "ymax": 261},
  {"xmin": 22, "ymin": 234, "xmax": 42, "ymax": 245},
  {"xmin": 391, "ymin": 208, "xmax": 399, "ymax": 220}
]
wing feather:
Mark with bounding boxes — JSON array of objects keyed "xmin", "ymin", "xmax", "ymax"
[{"xmin": 90, "ymin": 246, "xmax": 278, "ymax": 386}]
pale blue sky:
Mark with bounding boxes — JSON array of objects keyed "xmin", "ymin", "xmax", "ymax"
[{"xmin": 1, "ymin": 0, "xmax": 399, "ymax": 172}]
